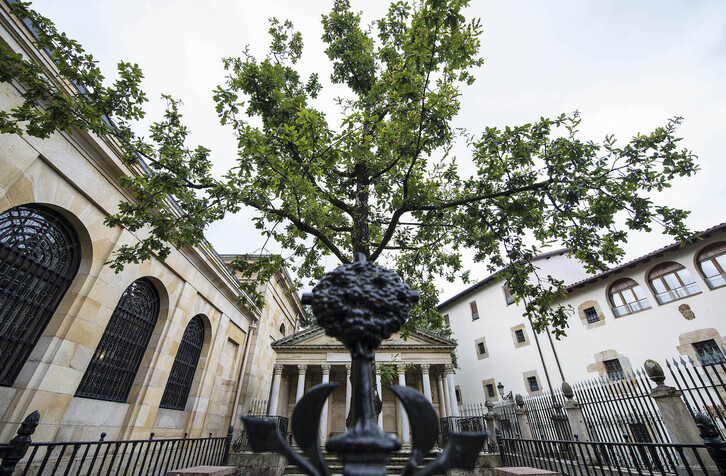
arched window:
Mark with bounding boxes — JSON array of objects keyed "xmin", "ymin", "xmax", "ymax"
[
  {"xmin": 648, "ymin": 262, "xmax": 701, "ymax": 304},
  {"xmin": 0, "ymin": 205, "xmax": 81, "ymax": 386},
  {"xmin": 76, "ymin": 278, "xmax": 160, "ymax": 402},
  {"xmin": 159, "ymin": 315, "xmax": 205, "ymax": 410},
  {"xmin": 697, "ymin": 242, "xmax": 726, "ymax": 289},
  {"xmin": 608, "ymin": 278, "xmax": 650, "ymax": 317},
  {"xmin": 279, "ymin": 323, "xmax": 285, "ymax": 336}
]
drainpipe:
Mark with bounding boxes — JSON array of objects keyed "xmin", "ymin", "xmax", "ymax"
[{"xmin": 229, "ymin": 321, "xmax": 257, "ymax": 430}]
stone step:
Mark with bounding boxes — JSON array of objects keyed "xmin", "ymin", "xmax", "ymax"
[{"xmin": 282, "ymin": 451, "xmax": 439, "ymax": 475}]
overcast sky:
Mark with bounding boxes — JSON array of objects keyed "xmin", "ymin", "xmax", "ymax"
[{"xmin": 27, "ymin": 0, "xmax": 726, "ymax": 299}]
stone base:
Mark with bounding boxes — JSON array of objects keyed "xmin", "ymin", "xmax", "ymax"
[
  {"xmin": 166, "ymin": 466, "xmax": 235, "ymax": 476},
  {"xmin": 493, "ymin": 468, "xmax": 560, "ymax": 476}
]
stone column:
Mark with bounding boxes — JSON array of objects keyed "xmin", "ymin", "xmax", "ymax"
[
  {"xmin": 320, "ymin": 364, "xmax": 331, "ymax": 444},
  {"xmin": 397, "ymin": 363, "xmax": 411, "ymax": 445},
  {"xmin": 442, "ymin": 371, "xmax": 452, "ymax": 417},
  {"xmin": 561, "ymin": 382, "xmax": 589, "ymax": 441},
  {"xmin": 268, "ymin": 365, "xmax": 283, "ymax": 416},
  {"xmin": 437, "ymin": 373, "xmax": 448, "ymax": 417},
  {"xmin": 645, "ymin": 360, "xmax": 715, "ymax": 474},
  {"xmin": 420, "ymin": 364, "xmax": 432, "ymax": 402},
  {"xmin": 445, "ymin": 365, "xmax": 459, "ymax": 417},
  {"xmin": 296, "ymin": 364, "xmax": 307, "ymax": 403},
  {"xmin": 375, "ymin": 365, "xmax": 383, "ymax": 427},
  {"xmin": 345, "ymin": 364, "xmax": 352, "ymax": 419},
  {"xmin": 514, "ymin": 395, "xmax": 533, "ymax": 440}
]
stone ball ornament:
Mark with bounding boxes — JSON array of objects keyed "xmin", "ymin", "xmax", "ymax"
[{"xmin": 301, "ymin": 253, "xmax": 419, "ymax": 357}]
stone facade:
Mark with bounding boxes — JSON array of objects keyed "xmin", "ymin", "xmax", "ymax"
[{"xmin": 0, "ymin": 4, "xmax": 302, "ymax": 445}]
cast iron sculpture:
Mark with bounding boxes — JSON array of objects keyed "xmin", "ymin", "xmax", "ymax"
[
  {"xmin": 241, "ymin": 254, "xmax": 487, "ymax": 475},
  {"xmin": 695, "ymin": 412, "xmax": 726, "ymax": 474}
]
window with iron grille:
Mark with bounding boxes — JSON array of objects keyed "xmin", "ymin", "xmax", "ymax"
[
  {"xmin": 486, "ymin": 383, "xmax": 495, "ymax": 398},
  {"xmin": 603, "ymin": 358, "xmax": 625, "ymax": 380},
  {"xmin": 477, "ymin": 342, "xmax": 486, "ymax": 354},
  {"xmin": 469, "ymin": 301, "xmax": 479, "ymax": 320},
  {"xmin": 0, "ymin": 205, "xmax": 81, "ymax": 387},
  {"xmin": 76, "ymin": 278, "xmax": 160, "ymax": 402},
  {"xmin": 515, "ymin": 329, "xmax": 526, "ymax": 343},
  {"xmin": 527, "ymin": 376, "xmax": 539, "ymax": 392},
  {"xmin": 693, "ymin": 339, "xmax": 725, "ymax": 364},
  {"xmin": 160, "ymin": 315, "xmax": 205, "ymax": 410},
  {"xmin": 584, "ymin": 306, "xmax": 599, "ymax": 324}
]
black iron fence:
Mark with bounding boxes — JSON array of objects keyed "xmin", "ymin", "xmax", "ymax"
[
  {"xmin": 232, "ymin": 416, "xmax": 288, "ymax": 452},
  {"xmin": 492, "ymin": 399, "xmax": 520, "ymax": 438},
  {"xmin": 3, "ymin": 430, "xmax": 231, "ymax": 476},
  {"xmin": 522, "ymin": 393, "xmax": 572, "ymax": 441},
  {"xmin": 439, "ymin": 416, "xmax": 489, "ymax": 449},
  {"xmin": 498, "ymin": 436, "xmax": 714, "ymax": 475}
]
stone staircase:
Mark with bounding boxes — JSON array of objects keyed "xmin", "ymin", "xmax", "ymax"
[{"xmin": 282, "ymin": 450, "xmax": 439, "ymax": 475}]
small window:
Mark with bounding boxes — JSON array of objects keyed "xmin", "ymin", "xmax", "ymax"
[
  {"xmin": 527, "ymin": 376, "xmax": 539, "ymax": 392},
  {"xmin": 444, "ymin": 314, "xmax": 450, "ymax": 326},
  {"xmin": 469, "ymin": 301, "xmax": 479, "ymax": 320},
  {"xmin": 609, "ymin": 278, "xmax": 651, "ymax": 317},
  {"xmin": 477, "ymin": 342, "xmax": 486, "ymax": 354},
  {"xmin": 648, "ymin": 262, "xmax": 701, "ymax": 304},
  {"xmin": 503, "ymin": 285, "xmax": 515, "ymax": 305},
  {"xmin": 584, "ymin": 307, "xmax": 599, "ymax": 324},
  {"xmin": 604, "ymin": 358, "xmax": 625, "ymax": 380},
  {"xmin": 693, "ymin": 340, "xmax": 725, "ymax": 364},
  {"xmin": 486, "ymin": 383, "xmax": 495, "ymax": 398},
  {"xmin": 697, "ymin": 243, "xmax": 726, "ymax": 289},
  {"xmin": 515, "ymin": 329, "xmax": 526, "ymax": 343},
  {"xmin": 279, "ymin": 323, "xmax": 285, "ymax": 336}
]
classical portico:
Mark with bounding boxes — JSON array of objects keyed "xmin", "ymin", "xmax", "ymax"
[{"xmin": 268, "ymin": 326, "xmax": 457, "ymax": 443}]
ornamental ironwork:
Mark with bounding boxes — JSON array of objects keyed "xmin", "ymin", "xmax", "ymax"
[
  {"xmin": 160, "ymin": 314, "xmax": 205, "ymax": 410},
  {"xmin": 76, "ymin": 278, "xmax": 160, "ymax": 402},
  {"xmin": 0, "ymin": 204, "xmax": 81, "ymax": 386},
  {"xmin": 241, "ymin": 254, "xmax": 487, "ymax": 475}
]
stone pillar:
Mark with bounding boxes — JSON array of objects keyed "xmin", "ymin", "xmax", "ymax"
[
  {"xmin": 645, "ymin": 360, "xmax": 715, "ymax": 474},
  {"xmin": 320, "ymin": 364, "xmax": 331, "ymax": 444},
  {"xmin": 268, "ymin": 365, "xmax": 283, "ymax": 416},
  {"xmin": 437, "ymin": 373, "xmax": 448, "ymax": 417},
  {"xmin": 420, "ymin": 364, "xmax": 432, "ymax": 402},
  {"xmin": 442, "ymin": 372, "xmax": 452, "ymax": 418},
  {"xmin": 561, "ymin": 382, "xmax": 590, "ymax": 442},
  {"xmin": 445, "ymin": 365, "xmax": 459, "ymax": 417},
  {"xmin": 397, "ymin": 363, "xmax": 411, "ymax": 445},
  {"xmin": 375, "ymin": 365, "xmax": 383, "ymax": 427},
  {"xmin": 345, "ymin": 364, "xmax": 352, "ymax": 419},
  {"xmin": 514, "ymin": 395, "xmax": 533, "ymax": 440},
  {"xmin": 296, "ymin": 364, "xmax": 307, "ymax": 403}
]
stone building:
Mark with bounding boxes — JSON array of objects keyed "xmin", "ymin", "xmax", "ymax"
[
  {"xmin": 268, "ymin": 326, "xmax": 457, "ymax": 443},
  {"xmin": 0, "ymin": 3, "xmax": 302, "ymax": 444},
  {"xmin": 440, "ymin": 224, "xmax": 726, "ymax": 405}
]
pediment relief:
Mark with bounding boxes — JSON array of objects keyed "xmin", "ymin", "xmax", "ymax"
[{"xmin": 272, "ymin": 326, "xmax": 455, "ymax": 351}]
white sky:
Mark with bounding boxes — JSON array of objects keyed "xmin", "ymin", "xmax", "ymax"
[{"xmin": 27, "ymin": 0, "xmax": 726, "ymax": 300}]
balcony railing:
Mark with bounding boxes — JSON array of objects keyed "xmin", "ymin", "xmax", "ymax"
[
  {"xmin": 706, "ymin": 272, "xmax": 726, "ymax": 289},
  {"xmin": 654, "ymin": 282, "xmax": 701, "ymax": 304},
  {"xmin": 612, "ymin": 298, "xmax": 651, "ymax": 317}
]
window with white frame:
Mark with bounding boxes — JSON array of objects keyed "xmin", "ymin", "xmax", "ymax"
[
  {"xmin": 608, "ymin": 278, "xmax": 651, "ymax": 317},
  {"xmin": 697, "ymin": 242, "xmax": 726, "ymax": 289},
  {"xmin": 648, "ymin": 262, "xmax": 701, "ymax": 304},
  {"xmin": 469, "ymin": 301, "xmax": 479, "ymax": 320}
]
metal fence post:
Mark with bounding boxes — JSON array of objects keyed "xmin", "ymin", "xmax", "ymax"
[
  {"xmin": 221, "ymin": 425, "xmax": 233, "ymax": 465},
  {"xmin": 645, "ymin": 359, "xmax": 716, "ymax": 474},
  {"xmin": 0, "ymin": 410, "xmax": 40, "ymax": 476}
]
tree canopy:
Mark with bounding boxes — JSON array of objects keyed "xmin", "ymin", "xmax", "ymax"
[{"xmin": 0, "ymin": 0, "xmax": 698, "ymax": 336}]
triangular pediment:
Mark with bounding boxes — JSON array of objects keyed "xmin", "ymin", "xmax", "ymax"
[{"xmin": 272, "ymin": 326, "xmax": 456, "ymax": 352}]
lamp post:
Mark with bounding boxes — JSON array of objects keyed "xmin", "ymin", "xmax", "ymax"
[{"xmin": 241, "ymin": 255, "xmax": 488, "ymax": 476}]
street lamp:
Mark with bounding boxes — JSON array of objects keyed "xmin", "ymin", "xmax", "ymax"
[{"xmin": 496, "ymin": 382, "xmax": 505, "ymax": 399}]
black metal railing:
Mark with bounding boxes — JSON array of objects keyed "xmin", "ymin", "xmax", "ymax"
[
  {"xmin": 232, "ymin": 416, "xmax": 289, "ymax": 452},
  {"xmin": 440, "ymin": 416, "xmax": 488, "ymax": 448},
  {"xmin": 492, "ymin": 399, "xmax": 521, "ymax": 439},
  {"xmin": 522, "ymin": 393, "xmax": 572, "ymax": 441},
  {"xmin": 498, "ymin": 436, "xmax": 714, "ymax": 475},
  {"xmin": 6, "ymin": 430, "xmax": 231, "ymax": 476}
]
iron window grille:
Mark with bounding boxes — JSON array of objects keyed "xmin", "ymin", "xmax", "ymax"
[
  {"xmin": 0, "ymin": 205, "xmax": 81, "ymax": 386},
  {"xmin": 477, "ymin": 342, "xmax": 486, "ymax": 354},
  {"xmin": 692, "ymin": 339, "xmax": 726, "ymax": 364},
  {"xmin": 469, "ymin": 301, "xmax": 479, "ymax": 320},
  {"xmin": 584, "ymin": 306, "xmax": 600, "ymax": 324},
  {"xmin": 76, "ymin": 278, "xmax": 160, "ymax": 402},
  {"xmin": 160, "ymin": 315, "xmax": 205, "ymax": 410},
  {"xmin": 486, "ymin": 383, "xmax": 495, "ymax": 398},
  {"xmin": 527, "ymin": 376, "xmax": 539, "ymax": 392},
  {"xmin": 515, "ymin": 329, "xmax": 526, "ymax": 343},
  {"xmin": 604, "ymin": 358, "xmax": 625, "ymax": 380}
]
